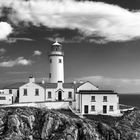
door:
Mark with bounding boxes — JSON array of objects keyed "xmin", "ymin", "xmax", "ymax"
[
  {"xmin": 84, "ymin": 105, "xmax": 89, "ymax": 114},
  {"xmin": 58, "ymin": 91, "xmax": 62, "ymax": 101},
  {"xmin": 103, "ymin": 105, "xmax": 107, "ymax": 114}
]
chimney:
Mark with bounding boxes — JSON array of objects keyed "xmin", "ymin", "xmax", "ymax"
[
  {"xmin": 79, "ymin": 81, "xmax": 84, "ymax": 84},
  {"xmin": 73, "ymin": 81, "xmax": 76, "ymax": 84},
  {"xmin": 42, "ymin": 80, "xmax": 45, "ymax": 84},
  {"xmin": 29, "ymin": 75, "xmax": 35, "ymax": 83}
]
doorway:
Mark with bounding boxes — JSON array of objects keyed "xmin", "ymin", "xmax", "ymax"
[
  {"xmin": 84, "ymin": 105, "xmax": 89, "ymax": 114},
  {"xmin": 58, "ymin": 91, "xmax": 62, "ymax": 101},
  {"xmin": 103, "ymin": 105, "xmax": 107, "ymax": 114}
]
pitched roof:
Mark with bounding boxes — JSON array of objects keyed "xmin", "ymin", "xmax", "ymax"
[
  {"xmin": 40, "ymin": 83, "xmax": 58, "ymax": 88},
  {"xmin": 77, "ymin": 90, "xmax": 118, "ymax": 95},
  {"xmin": 3, "ymin": 82, "xmax": 25, "ymax": 89},
  {"xmin": 63, "ymin": 83, "xmax": 83, "ymax": 89},
  {"xmin": 0, "ymin": 81, "xmax": 97, "ymax": 90}
]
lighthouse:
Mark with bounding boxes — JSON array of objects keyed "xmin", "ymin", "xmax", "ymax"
[{"xmin": 49, "ymin": 41, "xmax": 64, "ymax": 83}]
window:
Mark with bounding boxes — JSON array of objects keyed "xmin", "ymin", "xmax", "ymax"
[
  {"xmin": 103, "ymin": 96, "xmax": 107, "ymax": 102},
  {"xmin": 68, "ymin": 92, "xmax": 72, "ymax": 99},
  {"xmin": 23, "ymin": 89, "xmax": 27, "ymax": 96},
  {"xmin": 69, "ymin": 101, "xmax": 72, "ymax": 106},
  {"xmin": 50, "ymin": 59, "xmax": 52, "ymax": 63},
  {"xmin": 59, "ymin": 59, "xmax": 62, "ymax": 63},
  {"xmin": 109, "ymin": 105, "xmax": 114, "ymax": 111},
  {"xmin": 91, "ymin": 105, "xmax": 95, "ymax": 111},
  {"xmin": 49, "ymin": 73, "xmax": 51, "ymax": 78},
  {"xmin": 9, "ymin": 89, "xmax": 12, "ymax": 94},
  {"xmin": 48, "ymin": 91, "xmax": 51, "ymax": 98},
  {"xmin": 0, "ymin": 97, "xmax": 6, "ymax": 100},
  {"xmin": 35, "ymin": 89, "xmax": 39, "ymax": 96},
  {"xmin": 91, "ymin": 96, "xmax": 95, "ymax": 102}
]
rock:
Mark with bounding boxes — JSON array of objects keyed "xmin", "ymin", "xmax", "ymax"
[{"xmin": 0, "ymin": 107, "xmax": 139, "ymax": 140}]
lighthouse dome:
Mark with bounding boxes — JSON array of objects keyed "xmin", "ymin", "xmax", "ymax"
[{"xmin": 50, "ymin": 41, "xmax": 64, "ymax": 56}]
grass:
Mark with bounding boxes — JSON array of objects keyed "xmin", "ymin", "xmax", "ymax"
[
  {"xmin": 84, "ymin": 114, "xmax": 122, "ymax": 126},
  {"xmin": 55, "ymin": 108, "xmax": 80, "ymax": 118}
]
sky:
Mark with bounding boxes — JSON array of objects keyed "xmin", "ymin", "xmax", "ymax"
[{"xmin": 0, "ymin": 0, "xmax": 140, "ymax": 93}]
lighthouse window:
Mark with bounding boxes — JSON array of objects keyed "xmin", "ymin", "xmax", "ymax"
[
  {"xmin": 59, "ymin": 59, "xmax": 62, "ymax": 63},
  {"xmin": 50, "ymin": 59, "xmax": 52, "ymax": 63},
  {"xmin": 49, "ymin": 73, "xmax": 51, "ymax": 78}
]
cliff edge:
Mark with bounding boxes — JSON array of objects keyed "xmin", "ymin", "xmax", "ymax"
[{"xmin": 0, "ymin": 107, "xmax": 139, "ymax": 140}]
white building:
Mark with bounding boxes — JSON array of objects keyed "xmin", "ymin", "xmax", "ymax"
[
  {"xmin": 45, "ymin": 81, "xmax": 75, "ymax": 102},
  {"xmin": 0, "ymin": 41, "xmax": 120, "ymax": 116},
  {"xmin": 19, "ymin": 76, "xmax": 45, "ymax": 103},
  {"xmin": 0, "ymin": 89, "xmax": 13, "ymax": 104}
]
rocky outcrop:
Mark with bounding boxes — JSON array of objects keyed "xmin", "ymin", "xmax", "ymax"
[{"xmin": 0, "ymin": 107, "xmax": 139, "ymax": 140}]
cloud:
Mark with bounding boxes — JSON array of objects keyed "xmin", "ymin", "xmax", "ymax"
[
  {"xmin": 1, "ymin": 0, "xmax": 140, "ymax": 42},
  {"xmin": 0, "ymin": 48, "xmax": 6, "ymax": 55},
  {"xmin": 46, "ymin": 36, "xmax": 84, "ymax": 43},
  {"xmin": 76, "ymin": 76, "xmax": 140, "ymax": 93},
  {"xmin": 33, "ymin": 50, "xmax": 42, "ymax": 56},
  {"xmin": 0, "ymin": 22, "xmax": 13, "ymax": 40},
  {"xmin": 0, "ymin": 57, "xmax": 33, "ymax": 67},
  {"xmin": 6, "ymin": 37, "xmax": 34, "ymax": 43}
]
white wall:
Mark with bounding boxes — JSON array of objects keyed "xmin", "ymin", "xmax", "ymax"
[
  {"xmin": 3, "ymin": 89, "xmax": 18, "ymax": 103},
  {"xmin": 78, "ymin": 94, "xmax": 120, "ymax": 115},
  {"xmin": 19, "ymin": 83, "xmax": 45, "ymax": 103},
  {"xmin": 0, "ymin": 94, "xmax": 12, "ymax": 104},
  {"xmin": 45, "ymin": 82, "xmax": 75, "ymax": 102},
  {"xmin": 0, "ymin": 89, "xmax": 4, "ymax": 94},
  {"xmin": 49, "ymin": 55, "xmax": 64, "ymax": 83}
]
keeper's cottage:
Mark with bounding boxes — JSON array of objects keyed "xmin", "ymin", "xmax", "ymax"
[{"xmin": 0, "ymin": 41, "xmax": 120, "ymax": 116}]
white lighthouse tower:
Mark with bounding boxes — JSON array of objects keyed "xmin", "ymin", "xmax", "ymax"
[{"xmin": 49, "ymin": 41, "xmax": 64, "ymax": 83}]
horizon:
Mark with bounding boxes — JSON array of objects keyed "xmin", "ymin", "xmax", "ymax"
[{"xmin": 0, "ymin": 0, "xmax": 140, "ymax": 93}]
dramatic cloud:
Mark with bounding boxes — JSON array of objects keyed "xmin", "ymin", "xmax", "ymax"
[
  {"xmin": 0, "ymin": 57, "xmax": 33, "ymax": 67},
  {"xmin": 0, "ymin": 22, "xmax": 13, "ymax": 40},
  {"xmin": 33, "ymin": 50, "xmax": 42, "ymax": 56},
  {"xmin": 0, "ymin": 0, "xmax": 140, "ymax": 42},
  {"xmin": 76, "ymin": 76, "xmax": 140, "ymax": 93}
]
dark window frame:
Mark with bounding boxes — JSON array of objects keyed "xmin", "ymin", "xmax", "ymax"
[
  {"xmin": 91, "ymin": 105, "xmax": 95, "ymax": 111},
  {"xmin": 91, "ymin": 96, "xmax": 95, "ymax": 102},
  {"xmin": 103, "ymin": 96, "xmax": 107, "ymax": 102},
  {"xmin": 0, "ymin": 96, "xmax": 6, "ymax": 100},
  {"xmin": 68, "ymin": 92, "xmax": 72, "ymax": 99},
  {"xmin": 35, "ymin": 89, "xmax": 39, "ymax": 96},
  {"xmin": 23, "ymin": 89, "xmax": 27, "ymax": 96},
  {"xmin": 109, "ymin": 105, "xmax": 114, "ymax": 111},
  {"xmin": 49, "ymin": 73, "xmax": 51, "ymax": 78},
  {"xmin": 59, "ymin": 59, "xmax": 62, "ymax": 63},
  {"xmin": 48, "ymin": 91, "xmax": 52, "ymax": 99},
  {"xmin": 9, "ymin": 89, "xmax": 12, "ymax": 94},
  {"xmin": 50, "ymin": 59, "xmax": 52, "ymax": 63}
]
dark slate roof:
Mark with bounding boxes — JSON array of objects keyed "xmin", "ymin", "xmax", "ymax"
[
  {"xmin": 77, "ymin": 90, "xmax": 118, "ymax": 95},
  {"xmin": 0, "ymin": 81, "xmax": 98, "ymax": 90},
  {"xmin": 3, "ymin": 82, "xmax": 25, "ymax": 89},
  {"xmin": 63, "ymin": 83, "xmax": 83, "ymax": 89},
  {"xmin": 38, "ymin": 83, "xmax": 58, "ymax": 89}
]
